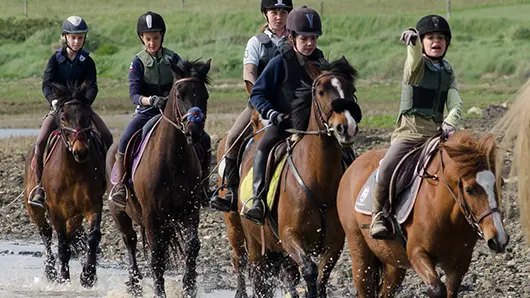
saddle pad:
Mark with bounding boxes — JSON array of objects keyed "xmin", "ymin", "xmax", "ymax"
[
  {"xmin": 354, "ymin": 167, "xmax": 422, "ymax": 224},
  {"xmin": 240, "ymin": 155, "xmax": 287, "ymax": 211}
]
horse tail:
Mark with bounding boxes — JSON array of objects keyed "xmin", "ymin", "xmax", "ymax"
[{"xmin": 492, "ymin": 79, "xmax": 530, "ymax": 241}]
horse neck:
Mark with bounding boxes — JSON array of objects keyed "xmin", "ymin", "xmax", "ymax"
[
  {"xmin": 297, "ymin": 101, "xmax": 342, "ymax": 172},
  {"xmin": 154, "ymin": 108, "xmax": 188, "ymax": 155}
]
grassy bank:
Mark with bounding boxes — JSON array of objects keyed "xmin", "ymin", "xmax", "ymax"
[{"xmin": 1, "ymin": 0, "xmax": 529, "ymax": 129}]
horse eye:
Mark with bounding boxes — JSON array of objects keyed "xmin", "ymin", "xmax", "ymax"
[
  {"xmin": 465, "ymin": 187, "xmax": 474, "ymax": 195},
  {"xmin": 318, "ymin": 90, "xmax": 325, "ymax": 97}
]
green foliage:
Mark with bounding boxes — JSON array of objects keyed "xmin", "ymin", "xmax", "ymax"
[
  {"xmin": 511, "ymin": 26, "xmax": 530, "ymax": 40},
  {"xmin": 0, "ymin": 17, "xmax": 59, "ymax": 42}
]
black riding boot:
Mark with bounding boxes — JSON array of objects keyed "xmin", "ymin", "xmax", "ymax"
[
  {"xmin": 370, "ymin": 182, "xmax": 391, "ymax": 239},
  {"xmin": 210, "ymin": 157, "xmax": 239, "ymax": 212},
  {"xmin": 109, "ymin": 152, "xmax": 127, "ymax": 209},
  {"xmin": 241, "ymin": 150, "xmax": 268, "ymax": 225},
  {"xmin": 29, "ymin": 154, "xmax": 46, "ymax": 208}
]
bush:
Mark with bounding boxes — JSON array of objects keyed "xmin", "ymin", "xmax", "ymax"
[
  {"xmin": 93, "ymin": 44, "xmax": 119, "ymax": 56},
  {"xmin": 511, "ymin": 26, "xmax": 530, "ymax": 41},
  {"xmin": 0, "ymin": 17, "xmax": 60, "ymax": 42}
]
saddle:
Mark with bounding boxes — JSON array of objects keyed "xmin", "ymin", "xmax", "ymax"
[{"xmin": 355, "ymin": 136, "xmax": 440, "ymax": 226}]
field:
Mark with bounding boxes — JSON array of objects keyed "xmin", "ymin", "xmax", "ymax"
[{"xmin": 1, "ymin": 1, "xmax": 530, "ymax": 297}]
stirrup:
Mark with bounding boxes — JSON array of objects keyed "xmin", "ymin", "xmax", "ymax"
[
  {"xmin": 28, "ymin": 184, "xmax": 46, "ymax": 208},
  {"xmin": 108, "ymin": 183, "xmax": 128, "ymax": 210},
  {"xmin": 240, "ymin": 197, "xmax": 266, "ymax": 225}
]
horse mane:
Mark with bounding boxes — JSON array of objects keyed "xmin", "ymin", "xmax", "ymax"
[
  {"xmin": 50, "ymin": 82, "xmax": 88, "ymax": 109},
  {"xmin": 441, "ymin": 131, "xmax": 497, "ymax": 179},
  {"xmin": 172, "ymin": 58, "xmax": 211, "ymax": 85},
  {"xmin": 290, "ymin": 58, "xmax": 359, "ymax": 130}
]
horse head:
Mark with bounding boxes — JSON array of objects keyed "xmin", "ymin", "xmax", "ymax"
[
  {"xmin": 296, "ymin": 56, "xmax": 361, "ymax": 146},
  {"xmin": 51, "ymin": 83, "xmax": 93, "ymax": 163},
  {"xmin": 441, "ymin": 131, "xmax": 509, "ymax": 252},
  {"xmin": 165, "ymin": 58, "xmax": 211, "ymax": 144}
]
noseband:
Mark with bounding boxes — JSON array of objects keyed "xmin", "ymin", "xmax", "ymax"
[{"xmin": 58, "ymin": 101, "xmax": 92, "ymax": 152}]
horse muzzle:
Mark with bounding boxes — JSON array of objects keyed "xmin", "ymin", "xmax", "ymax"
[
  {"xmin": 72, "ymin": 148, "xmax": 90, "ymax": 163},
  {"xmin": 332, "ymin": 110, "xmax": 359, "ymax": 146}
]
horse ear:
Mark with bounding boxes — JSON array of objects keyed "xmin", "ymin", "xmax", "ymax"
[
  {"xmin": 306, "ymin": 62, "xmax": 321, "ymax": 80},
  {"xmin": 340, "ymin": 55, "xmax": 350, "ymax": 65},
  {"xmin": 171, "ymin": 58, "xmax": 184, "ymax": 79},
  {"xmin": 199, "ymin": 58, "xmax": 211, "ymax": 77}
]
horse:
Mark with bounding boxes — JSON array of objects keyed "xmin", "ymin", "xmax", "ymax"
[
  {"xmin": 24, "ymin": 83, "xmax": 107, "ymax": 287},
  {"xmin": 492, "ymin": 79, "xmax": 530, "ymax": 242},
  {"xmin": 105, "ymin": 58, "xmax": 211, "ymax": 298},
  {"xmin": 337, "ymin": 131, "xmax": 510, "ymax": 297},
  {"xmin": 238, "ymin": 57, "xmax": 361, "ymax": 298}
]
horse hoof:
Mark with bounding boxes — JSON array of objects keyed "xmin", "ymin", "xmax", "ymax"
[
  {"xmin": 80, "ymin": 271, "xmax": 97, "ymax": 288},
  {"xmin": 45, "ymin": 266, "xmax": 57, "ymax": 282},
  {"xmin": 126, "ymin": 279, "xmax": 143, "ymax": 297}
]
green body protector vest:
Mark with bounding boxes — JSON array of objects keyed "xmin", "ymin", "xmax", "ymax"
[
  {"xmin": 399, "ymin": 58, "xmax": 454, "ymax": 123},
  {"xmin": 137, "ymin": 48, "xmax": 175, "ymax": 97}
]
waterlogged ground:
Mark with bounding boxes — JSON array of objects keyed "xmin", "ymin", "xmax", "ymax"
[{"xmin": 0, "ymin": 111, "xmax": 529, "ymax": 297}]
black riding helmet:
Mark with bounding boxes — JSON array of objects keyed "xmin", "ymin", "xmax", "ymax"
[
  {"xmin": 137, "ymin": 11, "xmax": 166, "ymax": 45},
  {"xmin": 286, "ymin": 6, "xmax": 322, "ymax": 37},
  {"xmin": 416, "ymin": 14, "xmax": 451, "ymax": 60},
  {"xmin": 62, "ymin": 16, "xmax": 88, "ymax": 52},
  {"xmin": 261, "ymin": 0, "xmax": 293, "ymax": 13}
]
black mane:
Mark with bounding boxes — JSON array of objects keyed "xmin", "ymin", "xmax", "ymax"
[
  {"xmin": 50, "ymin": 82, "xmax": 88, "ymax": 109},
  {"xmin": 172, "ymin": 58, "xmax": 211, "ymax": 85}
]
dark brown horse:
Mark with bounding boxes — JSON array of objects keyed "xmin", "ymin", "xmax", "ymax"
[
  {"xmin": 238, "ymin": 58, "xmax": 361, "ymax": 297},
  {"xmin": 337, "ymin": 131, "xmax": 509, "ymax": 297},
  {"xmin": 106, "ymin": 59, "xmax": 211, "ymax": 298},
  {"xmin": 24, "ymin": 84, "xmax": 107, "ymax": 287}
]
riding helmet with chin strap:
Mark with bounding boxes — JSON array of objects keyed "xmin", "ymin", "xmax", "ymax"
[
  {"xmin": 286, "ymin": 6, "xmax": 322, "ymax": 37},
  {"xmin": 137, "ymin": 11, "xmax": 167, "ymax": 45},
  {"xmin": 62, "ymin": 16, "xmax": 88, "ymax": 51},
  {"xmin": 416, "ymin": 14, "xmax": 452, "ymax": 59}
]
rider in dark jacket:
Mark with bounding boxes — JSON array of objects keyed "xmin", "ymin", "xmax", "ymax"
[
  {"xmin": 241, "ymin": 6, "xmax": 327, "ymax": 224},
  {"xmin": 29, "ymin": 16, "xmax": 113, "ymax": 208}
]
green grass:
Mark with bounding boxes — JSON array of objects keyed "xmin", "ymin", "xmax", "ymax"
[{"xmin": 2, "ymin": 0, "xmax": 530, "ymax": 130}]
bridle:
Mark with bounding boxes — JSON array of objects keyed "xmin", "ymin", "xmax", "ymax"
[
  {"xmin": 58, "ymin": 100, "xmax": 92, "ymax": 152},
  {"xmin": 159, "ymin": 77, "xmax": 207, "ymax": 143},
  {"xmin": 438, "ymin": 149, "xmax": 501, "ymax": 239}
]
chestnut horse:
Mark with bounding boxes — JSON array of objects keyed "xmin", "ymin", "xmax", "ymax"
[
  {"xmin": 24, "ymin": 84, "xmax": 106, "ymax": 287},
  {"xmin": 337, "ymin": 131, "xmax": 509, "ymax": 297},
  {"xmin": 106, "ymin": 59, "xmax": 211, "ymax": 298},
  {"xmin": 493, "ymin": 79, "xmax": 530, "ymax": 241},
  {"xmin": 239, "ymin": 58, "xmax": 361, "ymax": 297}
]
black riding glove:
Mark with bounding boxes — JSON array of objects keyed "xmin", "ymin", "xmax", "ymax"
[{"xmin": 149, "ymin": 95, "xmax": 168, "ymax": 110}]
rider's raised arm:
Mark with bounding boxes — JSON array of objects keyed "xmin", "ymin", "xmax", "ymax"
[
  {"xmin": 444, "ymin": 73, "xmax": 463, "ymax": 128},
  {"xmin": 403, "ymin": 28, "xmax": 423, "ymax": 85},
  {"xmin": 249, "ymin": 55, "xmax": 286, "ymax": 120}
]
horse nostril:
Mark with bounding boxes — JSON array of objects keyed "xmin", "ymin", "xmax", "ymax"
[
  {"xmin": 336, "ymin": 124, "xmax": 345, "ymax": 134},
  {"xmin": 487, "ymin": 238, "xmax": 505, "ymax": 253}
]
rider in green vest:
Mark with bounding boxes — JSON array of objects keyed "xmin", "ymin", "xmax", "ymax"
[{"xmin": 370, "ymin": 15, "xmax": 463, "ymax": 239}]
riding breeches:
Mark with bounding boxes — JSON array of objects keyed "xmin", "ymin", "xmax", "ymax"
[
  {"xmin": 257, "ymin": 124, "xmax": 289, "ymax": 155},
  {"xmin": 376, "ymin": 138, "xmax": 425, "ymax": 189},
  {"xmin": 90, "ymin": 111, "xmax": 113, "ymax": 149},
  {"xmin": 118, "ymin": 112, "xmax": 152, "ymax": 154},
  {"xmin": 225, "ymin": 104, "xmax": 253, "ymax": 159},
  {"xmin": 35, "ymin": 113, "xmax": 58, "ymax": 157}
]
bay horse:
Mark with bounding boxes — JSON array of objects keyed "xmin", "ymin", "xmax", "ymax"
[
  {"xmin": 24, "ymin": 83, "xmax": 107, "ymax": 287},
  {"xmin": 239, "ymin": 57, "xmax": 361, "ymax": 297},
  {"xmin": 106, "ymin": 58, "xmax": 211, "ymax": 298},
  {"xmin": 493, "ymin": 79, "xmax": 530, "ymax": 242},
  {"xmin": 337, "ymin": 131, "xmax": 510, "ymax": 297}
]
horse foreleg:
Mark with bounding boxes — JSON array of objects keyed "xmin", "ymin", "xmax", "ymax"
[
  {"xmin": 378, "ymin": 264, "xmax": 406, "ymax": 298},
  {"xmin": 408, "ymin": 247, "xmax": 446, "ymax": 297},
  {"xmin": 347, "ymin": 228, "xmax": 379, "ymax": 298},
  {"xmin": 316, "ymin": 243, "xmax": 343, "ymax": 298},
  {"xmin": 282, "ymin": 240, "xmax": 317, "ymax": 298},
  {"xmin": 56, "ymin": 228, "xmax": 71, "ymax": 283},
  {"xmin": 114, "ymin": 210, "xmax": 142, "ymax": 296},
  {"xmin": 146, "ymin": 220, "xmax": 169, "ymax": 298},
  {"xmin": 442, "ymin": 257, "xmax": 472, "ymax": 298},
  {"xmin": 246, "ymin": 236, "xmax": 273, "ymax": 298},
  {"xmin": 279, "ymin": 256, "xmax": 300, "ymax": 298},
  {"xmin": 224, "ymin": 213, "xmax": 248, "ymax": 298},
  {"xmin": 181, "ymin": 209, "xmax": 200, "ymax": 298},
  {"xmin": 80, "ymin": 212, "xmax": 101, "ymax": 288}
]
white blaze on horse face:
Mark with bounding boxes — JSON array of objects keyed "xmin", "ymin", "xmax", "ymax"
[
  {"xmin": 330, "ymin": 77, "xmax": 345, "ymax": 99},
  {"xmin": 476, "ymin": 170, "xmax": 508, "ymax": 243},
  {"xmin": 344, "ymin": 110, "xmax": 358, "ymax": 137}
]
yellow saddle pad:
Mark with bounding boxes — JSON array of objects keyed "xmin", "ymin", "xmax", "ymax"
[{"xmin": 240, "ymin": 155, "xmax": 287, "ymax": 210}]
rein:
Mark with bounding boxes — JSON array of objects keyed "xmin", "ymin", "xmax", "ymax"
[
  {"xmin": 58, "ymin": 100, "xmax": 93, "ymax": 152},
  {"xmin": 438, "ymin": 149, "xmax": 500, "ymax": 239}
]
